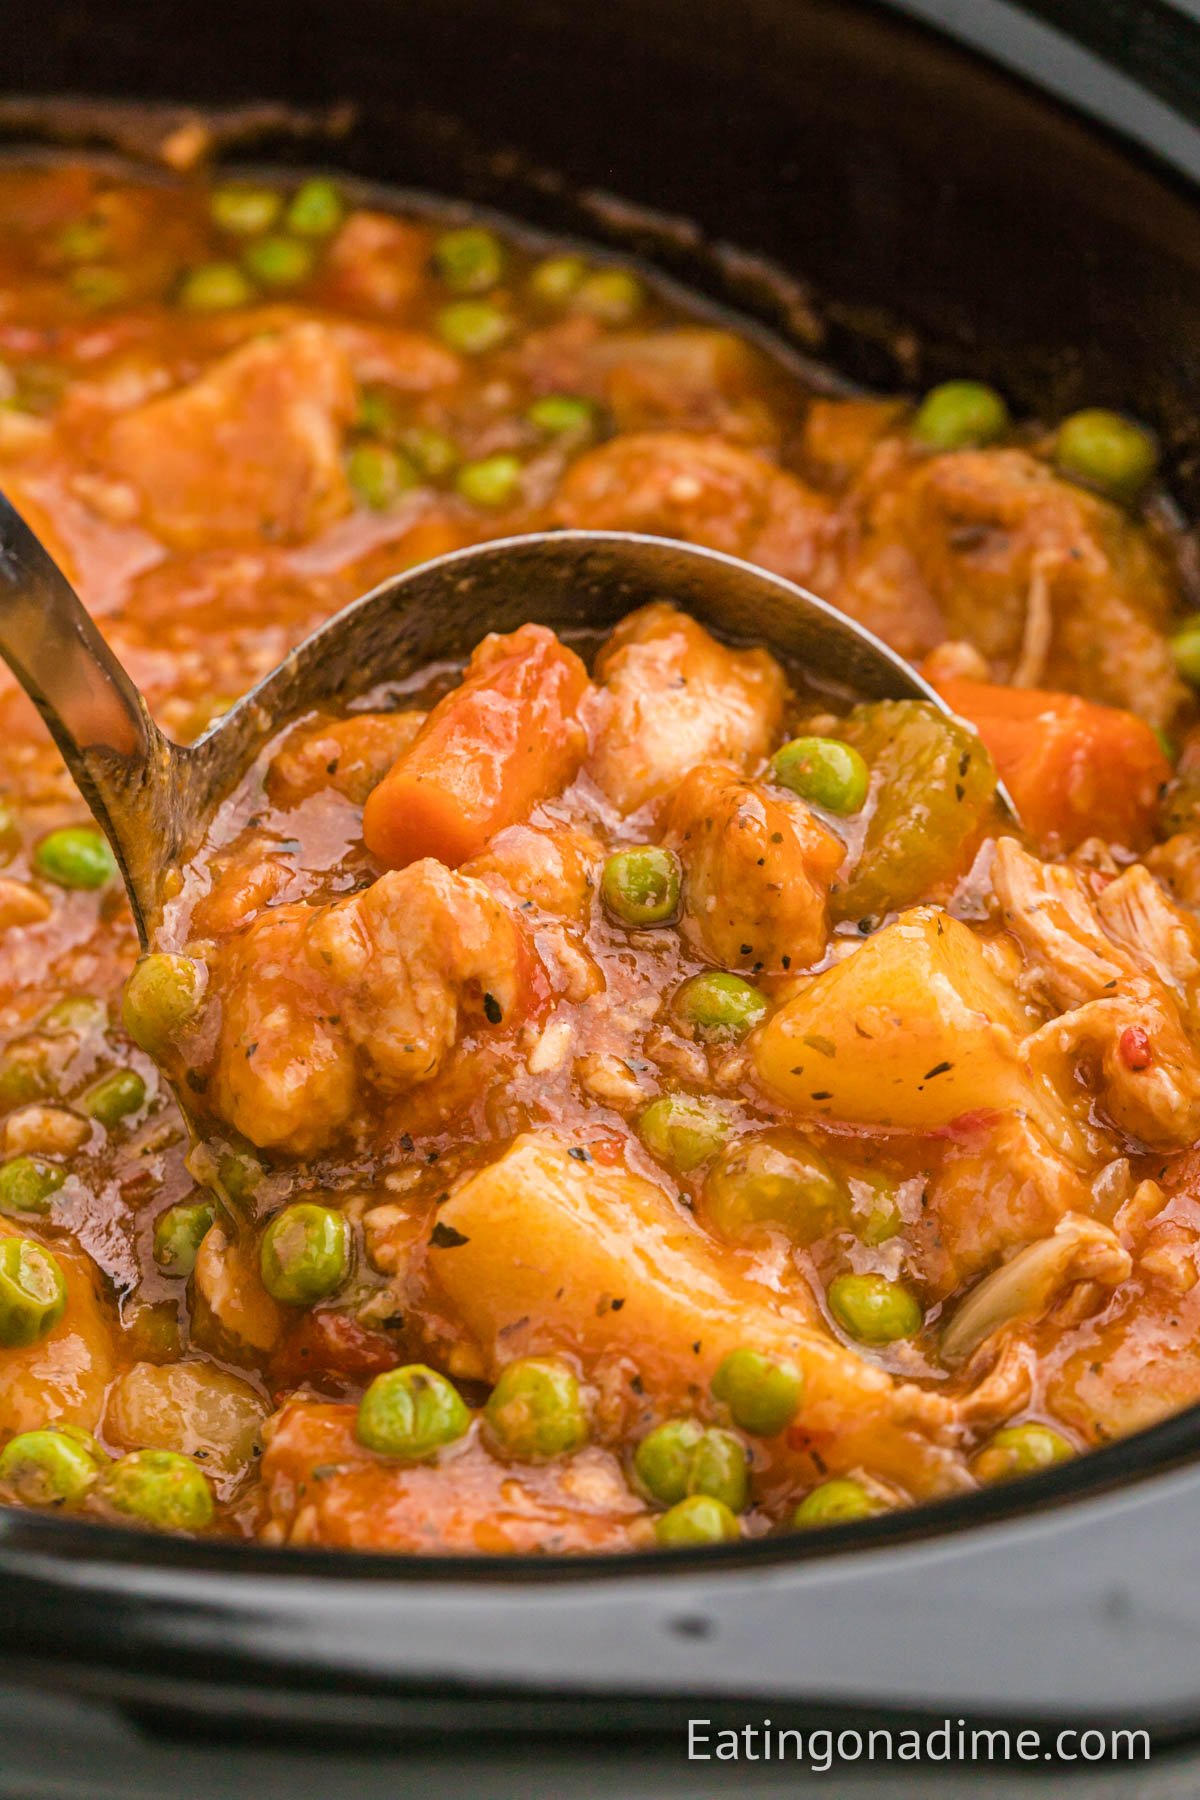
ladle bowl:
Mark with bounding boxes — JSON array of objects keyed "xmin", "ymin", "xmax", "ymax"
[{"xmin": 0, "ymin": 497, "xmax": 970, "ymax": 942}]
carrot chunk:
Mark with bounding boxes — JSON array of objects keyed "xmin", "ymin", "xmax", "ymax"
[
  {"xmin": 933, "ymin": 677, "xmax": 1171, "ymax": 851},
  {"xmin": 362, "ymin": 624, "xmax": 590, "ymax": 868}
]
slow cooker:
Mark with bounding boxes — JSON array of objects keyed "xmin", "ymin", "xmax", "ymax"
[{"xmin": 5, "ymin": 0, "xmax": 1200, "ymax": 1791}]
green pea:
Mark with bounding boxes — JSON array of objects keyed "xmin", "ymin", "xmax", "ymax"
[
  {"xmin": 354, "ymin": 387, "xmax": 400, "ymax": 438},
  {"xmin": 56, "ymin": 218, "xmax": 110, "ymax": 263},
  {"xmin": 82, "ymin": 1068, "xmax": 146, "ymax": 1129},
  {"xmin": 0, "ymin": 1156, "xmax": 66, "ymax": 1217},
  {"xmin": 217, "ymin": 1149, "xmax": 264, "ymax": 1206},
  {"xmin": 356, "ymin": 1363, "xmax": 471, "ymax": 1460},
  {"xmin": 600, "ymin": 846, "xmax": 681, "ymax": 926},
  {"xmin": 68, "ymin": 266, "xmax": 127, "ymax": 310},
  {"xmin": 259, "ymin": 1203, "xmax": 349, "ymax": 1306},
  {"xmin": 284, "ymin": 177, "xmax": 344, "ymax": 238},
  {"xmin": 912, "ymin": 380, "xmax": 1010, "ymax": 450},
  {"xmin": 436, "ymin": 299, "xmax": 511, "ymax": 355},
  {"xmin": 125, "ymin": 1300, "xmax": 181, "ymax": 1363},
  {"xmin": 828, "ymin": 1271, "xmax": 922, "ymax": 1345},
  {"xmin": 41, "ymin": 995, "xmax": 107, "ymax": 1036},
  {"xmin": 633, "ymin": 1419, "xmax": 749, "ymax": 1511},
  {"xmin": 0, "ymin": 1046, "xmax": 52, "ymax": 1110},
  {"xmin": 454, "ymin": 453, "xmax": 523, "ymax": 509},
  {"xmin": 33, "ymin": 826, "xmax": 116, "ymax": 890},
  {"xmin": 703, "ymin": 1130, "xmax": 850, "ymax": 1244},
  {"xmin": 638, "ymin": 1094, "xmax": 728, "ymax": 1173},
  {"xmin": 573, "ymin": 268, "xmax": 644, "ymax": 324},
  {"xmin": 0, "ymin": 1425, "xmax": 107, "ymax": 1506},
  {"xmin": 860, "ymin": 1187, "xmax": 904, "ymax": 1246},
  {"xmin": 1054, "ymin": 408, "xmax": 1158, "ymax": 502},
  {"xmin": 528, "ymin": 253, "xmax": 590, "ymax": 306},
  {"xmin": 0, "ymin": 1238, "xmax": 67, "ymax": 1346},
  {"xmin": 673, "ymin": 971, "xmax": 767, "ymax": 1040},
  {"xmin": 434, "ymin": 225, "xmax": 505, "ymax": 294},
  {"xmin": 684, "ymin": 1428, "xmax": 749, "ymax": 1509},
  {"xmin": 177, "ymin": 262, "xmax": 256, "ymax": 311},
  {"xmin": 527, "ymin": 253, "xmax": 587, "ymax": 306},
  {"xmin": 972, "ymin": 1422, "xmax": 1073, "ymax": 1485},
  {"xmin": 241, "ymin": 234, "xmax": 315, "ymax": 289},
  {"xmin": 209, "ymin": 185, "xmax": 283, "ymax": 236},
  {"xmin": 347, "ymin": 441, "xmax": 419, "ymax": 510},
  {"xmin": 484, "ymin": 1357, "xmax": 589, "ymax": 1460},
  {"xmin": 121, "ymin": 953, "xmax": 204, "ymax": 1057},
  {"xmin": 633, "ymin": 1418, "xmax": 702, "ymax": 1505},
  {"xmin": 98, "ymin": 1448, "xmax": 214, "ymax": 1531},
  {"xmin": 526, "ymin": 393, "xmax": 596, "ymax": 436},
  {"xmin": 655, "ymin": 1494, "xmax": 740, "ymax": 1547},
  {"xmin": 152, "ymin": 1199, "xmax": 215, "ymax": 1279},
  {"xmin": 771, "ymin": 736, "xmax": 869, "ymax": 815},
  {"xmin": 793, "ymin": 1477, "xmax": 884, "ymax": 1528},
  {"xmin": 1172, "ymin": 623, "xmax": 1200, "ymax": 688},
  {"xmin": 402, "ymin": 426, "xmax": 458, "ymax": 478},
  {"xmin": 711, "ymin": 1348, "xmax": 803, "ymax": 1437}
]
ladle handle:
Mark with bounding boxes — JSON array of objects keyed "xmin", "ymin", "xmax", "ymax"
[{"xmin": 0, "ymin": 489, "xmax": 168, "ymax": 937}]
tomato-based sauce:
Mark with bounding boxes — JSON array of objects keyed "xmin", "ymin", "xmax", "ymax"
[{"xmin": 0, "ymin": 160, "xmax": 1198, "ymax": 1551}]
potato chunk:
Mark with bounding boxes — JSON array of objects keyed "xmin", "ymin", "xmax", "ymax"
[
  {"xmin": 586, "ymin": 602, "xmax": 787, "ymax": 815},
  {"xmin": 663, "ymin": 764, "xmax": 843, "ymax": 973},
  {"xmin": 427, "ymin": 1135, "xmax": 963, "ymax": 1496},
  {"xmin": 755, "ymin": 909, "xmax": 1064, "ymax": 1139},
  {"xmin": 101, "ymin": 322, "xmax": 357, "ymax": 548}
]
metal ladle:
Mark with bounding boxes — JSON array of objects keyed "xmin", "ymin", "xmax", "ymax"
[{"xmin": 0, "ymin": 497, "xmax": 970, "ymax": 943}]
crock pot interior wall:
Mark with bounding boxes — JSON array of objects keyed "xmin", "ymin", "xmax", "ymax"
[{"xmin": 9, "ymin": 0, "xmax": 1200, "ymax": 511}]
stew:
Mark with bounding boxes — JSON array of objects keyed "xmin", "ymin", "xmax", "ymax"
[{"xmin": 0, "ymin": 159, "xmax": 1198, "ymax": 1554}]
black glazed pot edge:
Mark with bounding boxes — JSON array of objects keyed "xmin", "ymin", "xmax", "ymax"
[{"xmin": 881, "ymin": 0, "xmax": 1200, "ymax": 185}]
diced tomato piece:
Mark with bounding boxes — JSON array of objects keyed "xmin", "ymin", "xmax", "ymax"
[
  {"xmin": 1119, "ymin": 1025, "xmax": 1154, "ymax": 1071},
  {"xmin": 269, "ymin": 1309, "xmax": 399, "ymax": 1396},
  {"xmin": 932, "ymin": 677, "xmax": 1171, "ymax": 851},
  {"xmin": 363, "ymin": 624, "xmax": 590, "ymax": 869}
]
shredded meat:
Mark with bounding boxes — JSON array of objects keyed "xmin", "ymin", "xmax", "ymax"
[
  {"xmin": 834, "ymin": 448, "xmax": 1186, "ymax": 725},
  {"xmin": 994, "ymin": 839, "xmax": 1200, "ymax": 1148}
]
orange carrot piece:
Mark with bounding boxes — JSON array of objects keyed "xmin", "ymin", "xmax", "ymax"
[
  {"xmin": 933, "ymin": 677, "xmax": 1170, "ymax": 851},
  {"xmin": 362, "ymin": 623, "xmax": 590, "ymax": 868}
]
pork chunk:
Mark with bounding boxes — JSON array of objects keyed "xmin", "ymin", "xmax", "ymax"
[
  {"xmin": 586, "ymin": 602, "xmax": 787, "ymax": 815},
  {"xmin": 101, "ymin": 322, "xmax": 357, "ymax": 548},
  {"xmin": 205, "ymin": 862, "xmax": 533, "ymax": 1154},
  {"xmin": 663, "ymin": 764, "xmax": 843, "ymax": 973},
  {"xmin": 834, "ymin": 448, "xmax": 1185, "ymax": 724},
  {"xmin": 554, "ymin": 430, "xmax": 836, "ymax": 588}
]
